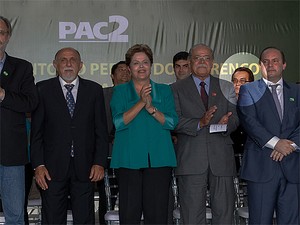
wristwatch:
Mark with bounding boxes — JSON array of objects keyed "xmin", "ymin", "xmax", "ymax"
[{"xmin": 150, "ymin": 107, "xmax": 157, "ymax": 116}]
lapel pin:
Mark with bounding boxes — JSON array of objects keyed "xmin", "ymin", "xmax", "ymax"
[
  {"xmin": 3, "ymin": 71, "xmax": 8, "ymax": 76},
  {"xmin": 289, "ymin": 97, "xmax": 294, "ymax": 102},
  {"xmin": 212, "ymin": 92, "xmax": 217, "ymax": 97}
]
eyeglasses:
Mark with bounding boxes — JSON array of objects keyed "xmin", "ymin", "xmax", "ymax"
[
  {"xmin": 232, "ymin": 78, "xmax": 250, "ymax": 85},
  {"xmin": 192, "ymin": 55, "xmax": 211, "ymax": 62},
  {"xmin": 131, "ymin": 60, "xmax": 151, "ymax": 67},
  {"xmin": 0, "ymin": 30, "xmax": 9, "ymax": 36}
]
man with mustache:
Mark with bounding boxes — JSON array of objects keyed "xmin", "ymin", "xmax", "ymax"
[
  {"xmin": 171, "ymin": 44, "xmax": 239, "ymax": 224},
  {"xmin": 30, "ymin": 47, "xmax": 108, "ymax": 224},
  {"xmin": 238, "ymin": 47, "xmax": 299, "ymax": 225}
]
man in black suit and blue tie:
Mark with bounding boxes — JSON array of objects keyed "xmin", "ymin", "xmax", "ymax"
[
  {"xmin": 238, "ymin": 47, "xmax": 300, "ymax": 225},
  {"xmin": 31, "ymin": 47, "xmax": 108, "ymax": 224}
]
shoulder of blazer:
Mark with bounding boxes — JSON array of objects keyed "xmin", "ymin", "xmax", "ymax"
[
  {"xmin": 171, "ymin": 75, "xmax": 195, "ymax": 90},
  {"xmin": 78, "ymin": 76, "xmax": 103, "ymax": 92},
  {"xmin": 4, "ymin": 53, "xmax": 32, "ymax": 67}
]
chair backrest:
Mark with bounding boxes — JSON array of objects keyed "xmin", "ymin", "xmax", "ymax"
[
  {"xmin": 104, "ymin": 168, "xmax": 119, "ymax": 211},
  {"xmin": 234, "ymin": 177, "xmax": 248, "ymax": 208}
]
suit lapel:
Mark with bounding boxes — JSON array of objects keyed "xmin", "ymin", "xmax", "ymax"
[
  {"xmin": 127, "ymin": 80, "xmax": 140, "ymax": 104},
  {"xmin": 282, "ymin": 81, "xmax": 295, "ymax": 125},
  {"xmin": 260, "ymin": 79, "xmax": 283, "ymax": 123},
  {"xmin": 52, "ymin": 77, "xmax": 72, "ymax": 118},
  {"xmin": 208, "ymin": 76, "xmax": 221, "ymax": 109},
  {"xmin": 184, "ymin": 76, "xmax": 204, "ymax": 110},
  {"xmin": 73, "ymin": 77, "xmax": 86, "ymax": 119},
  {"xmin": 1, "ymin": 54, "xmax": 15, "ymax": 87}
]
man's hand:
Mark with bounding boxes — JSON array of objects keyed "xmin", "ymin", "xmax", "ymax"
[
  {"xmin": 0, "ymin": 87, "xmax": 5, "ymax": 101},
  {"xmin": 200, "ymin": 105, "xmax": 217, "ymax": 127},
  {"xmin": 35, "ymin": 166, "xmax": 51, "ymax": 190},
  {"xmin": 89, "ymin": 165, "xmax": 105, "ymax": 182},
  {"xmin": 270, "ymin": 150, "xmax": 285, "ymax": 161},
  {"xmin": 218, "ymin": 112, "xmax": 232, "ymax": 125},
  {"xmin": 274, "ymin": 139, "xmax": 295, "ymax": 156}
]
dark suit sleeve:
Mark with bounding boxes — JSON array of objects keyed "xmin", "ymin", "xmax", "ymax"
[
  {"xmin": 1, "ymin": 60, "xmax": 38, "ymax": 113},
  {"xmin": 171, "ymin": 82, "xmax": 200, "ymax": 136},
  {"xmin": 93, "ymin": 85, "xmax": 109, "ymax": 167},
  {"xmin": 30, "ymin": 83, "xmax": 46, "ymax": 168},
  {"xmin": 237, "ymin": 84, "xmax": 274, "ymax": 148}
]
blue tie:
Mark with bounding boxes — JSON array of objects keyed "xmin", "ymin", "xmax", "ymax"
[
  {"xmin": 65, "ymin": 84, "xmax": 75, "ymax": 117},
  {"xmin": 65, "ymin": 84, "xmax": 75, "ymax": 157}
]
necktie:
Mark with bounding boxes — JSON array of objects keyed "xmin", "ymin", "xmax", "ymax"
[
  {"xmin": 200, "ymin": 81, "xmax": 208, "ymax": 110},
  {"xmin": 270, "ymin": 84, "xmax": 282, "ymax": 121},
  {"xmin": 65, "ymin": 84, "xmax": 75, "ymax": 117},
  {"xmin": 65, "ymin": 84, "xmax": 75, "ymax": 157}
]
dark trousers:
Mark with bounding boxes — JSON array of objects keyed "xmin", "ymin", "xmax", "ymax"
[
  {"xmin": 118, "ymin": 167, "xmax": 172, "ymax": 225},
  {"xmin": 248, "ymin": 165, "xmax": 299, "ymax": 225},
  {"xmin": 24, "ymin": 163, "xmax": 34, "ymax": 225},
  {"xmin": 41, "ymin": 159, "xmax": 95, "ymax": 225}
]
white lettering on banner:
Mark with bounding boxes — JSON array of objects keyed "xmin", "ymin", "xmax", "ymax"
[{"xmin": 59, "ymin": 15, "xmax": 129, "ymax": 42}]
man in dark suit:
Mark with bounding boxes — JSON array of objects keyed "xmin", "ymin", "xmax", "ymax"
[
  {"xmin": 171, "ymin": 44, "xmax": 239, "ymax": 224},
  {"xmin": 31, "ymin": 47, "xmax": 108, "ymax": 224},
  {"xmin": 98, "ymin": 61, "xmax": 130, "ymax": 224},
  {"xmin": 0, "ymin": 16, "xmax": 38, "ymax": 224},
  {"xmin": 237, "ymin": 47, "xmax": 299, "ymax": 225}
]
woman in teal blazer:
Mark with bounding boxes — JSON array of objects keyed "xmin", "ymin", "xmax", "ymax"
[{"xmin": 110, "ymin": 44, "xmax": 178, "ymax": 225}]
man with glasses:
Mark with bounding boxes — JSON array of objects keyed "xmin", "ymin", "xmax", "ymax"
[
  {"xmin": 171, "ymin": 43, "xmax": 239, "ymax": 224},
  {"xmin": 231, "ymin": 67, "xmax": 255, "ymax": 98},
  {"xmin": 0, "ymin": 16, "xmax": 38, "ymax": 224},
  {"xmin": 230, "ymin": 67, "xmax": 254, "ymax": 172}
]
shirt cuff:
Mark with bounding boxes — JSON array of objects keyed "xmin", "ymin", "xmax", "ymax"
[
  {"xmin": 265, "ymin": 136, "xmax": 280, "ymax": 149},
  {"xmin": 291, "ymin": 143, "xmax": 300, "ymax": 152}
]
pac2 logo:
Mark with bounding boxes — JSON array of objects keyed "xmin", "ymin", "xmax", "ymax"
[{"xmin": 59, "ymin": 15, "xmax": 128, "ymax": 43}]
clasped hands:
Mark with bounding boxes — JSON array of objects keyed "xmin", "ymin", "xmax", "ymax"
[
  {"xmin": 199, "ymin": 105, "xmax": 232, "ymax": 128},
  {"xmin": 140, "ymin": 83, "xmax": 154, "ymax": 113},
  {"xmin": 271, "ymin": 139, "xmax": 296, "ymax": 162}
]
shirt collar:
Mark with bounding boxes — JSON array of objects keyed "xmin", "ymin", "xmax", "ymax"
[
  {"xmin": 263, "ymin": 77, "xmax": 283, "ymax": 88},
  {"xmin": 59, "ymin": 76, "xmax": 79, "ymax": 89},
  {"xmin": 0, "ymin": 53, "xmax": 6, "ymax": 74},
  {"xmin": 0, "ymin": 53, "xmax": 6, "ymax": 63},
  {"xmin": 192, "ymin": 74, "xmax": 211, "ymax": 87}
]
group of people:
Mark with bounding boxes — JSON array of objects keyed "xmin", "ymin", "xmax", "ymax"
[{"xmin": 0, "ymin": 15, "xmax": 299, "ymax": 225}]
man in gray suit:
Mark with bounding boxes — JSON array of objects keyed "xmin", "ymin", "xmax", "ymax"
[{"xmin": 171, "ymin": 44, "xmax": 239, "ymax": 224}]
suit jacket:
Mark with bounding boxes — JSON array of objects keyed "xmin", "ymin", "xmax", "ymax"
[
  {"xmin": 110, "ymin": 80, "xmax": 178, "ymax": 169},
  {"xmin": 237, "ymin": 79, "xmax": 300, "ymax": 183},
  {"xmin": 171, "ymin": 75, "xmax": 239, "ymax": 176},
  {"xmin": 0, "ymin": 54, "xmax": 38, "ymax": 166},
  {"xmin": 30, "ymin": 76, "xmax": 108, "ymax": 181},
  {"xmin": 103, "ymin": 86, "xmax": 114, "ymax": 156}
]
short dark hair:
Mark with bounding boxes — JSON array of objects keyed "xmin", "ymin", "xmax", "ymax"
[
  {"xmin": 259, "ymin": 46, "xmax": 286, "ymax": 64},
  {"xmin": 231, "ymin": 67, "xmax": 255, "ymax": 82},
  {"xmin": 111, "ymin": 61, "xmax": 126, "ymax": 75},
  {"xmin": 173, "ymin": 51, "xmax": 189, "ymax": 68},
  {"xmin": 125, "ymin": 44, "xmax": 153, "ymax": 66},
  {"xmin": 0, "ymin": 16, "xmax": 12, "ymax": 35}
]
